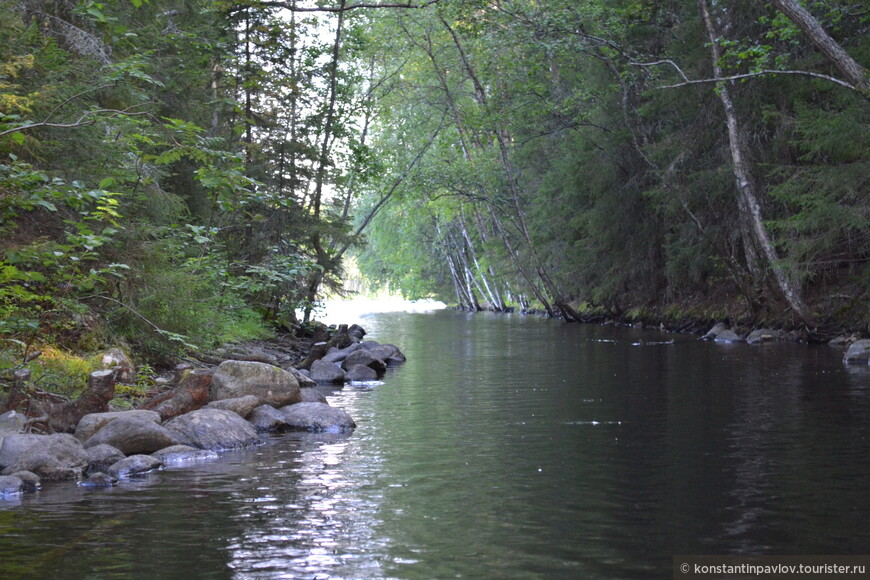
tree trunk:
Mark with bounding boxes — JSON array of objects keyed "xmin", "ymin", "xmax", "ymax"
[
  {"xmin": 699, "ymin": 0, "xmax": 813, "ymax": 324},
  {"xmin": 140, "ymin": 369, "xmax": 213, "ymax": 422},
  {"xmin": 771, "ymin": 0, "xmax": 870, "ymax": 99}
]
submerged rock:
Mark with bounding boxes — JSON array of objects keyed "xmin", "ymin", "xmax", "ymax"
[
  {"xmin": 713, "ymin": 329, "xmax": 744, "ymax": 343},
  {"xmin": 0, "ymin": 475, "xmax": 25, "ymax": 497},
  {"xmin": 280, "ymin": 402, "xmax": 356, "ymax": 433},
  {"xmin": 107, "ymin": 454, "xmax": 163, "ymax": 478},
  {"xmin": 11, "ymin": 470, "xmax": 41, "ymax": 492},
  {"xmin": 165, "ymin": 408, "xmax": 262, "ymax": 451},
  {"xmin": 151, "ymin": 445, "xmax": 219, "ymax": 465},
  {"xmin": 843, "ymin": 339, "xmax": 870, "ymax": 364},
  {"xmin": 745, "ymin": 328, "xmax": 784, "ymax": 344},
  {"xmin": 80, "ymin": 471, "xmax": 118, "ymax": 488},
  {"xmin": 86, "ymin": 444, "xmax": 126, "ymax": 475}
]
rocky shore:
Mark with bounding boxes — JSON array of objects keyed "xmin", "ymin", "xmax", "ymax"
[{"xmin": 0, "ymin": 324, "xmax": 405, "ymax": 499}]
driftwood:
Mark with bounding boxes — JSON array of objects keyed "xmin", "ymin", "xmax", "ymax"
[
  {"xmin": 4, "ymin": 369, "xmax": 117, "ymax": 434},
  {"xmin": 139, "ymin": 369, "xmax": 214, "ymax": 421}
]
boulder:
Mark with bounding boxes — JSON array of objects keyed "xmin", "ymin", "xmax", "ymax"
[
  {"xmin": 286, "ymin": 366, "xmax": 317, "ymax": 388},
  {"xmin": 107, "ymin": 454, "xmax": 163, "ymax": 478},
  {"xmin": 345, "ymin": 364, "xmax": 378, "ymax": 382},
  {"xmin": 0, "ymin": 433, "xmax": 90, "ymax": 480},
  {"xmin": 0, "ymin": 475, "xmax": 24, "ymax": 497},
  {"xmin": 299, "ymin": 388, "xmax": 328, "ymax": 404},
  {"xmin": 745, "ymin": 328, "xmax": 784, "ymax": 344},
  {"xmin": 83, "ymin": 415, "xmax": 180, "ymax": 456},
  {"xmin": 248, "ymin": 405, "xmax": 290, "ymax": 432},
  {"xmin": 828, "ymin": 335, "xmax": 857, "ymax": 347},
  {"xmin": 75, "ymin": 410, "xmax": 162, "ymax": 442},
  {"xmin": 701, "ymin": 322, "xmax": 729, "ymax": 340},
  {"xmin": 342, "ymin": 349, "xmax": 387, "ymax": 375},
  {"xmin": 86, "ymin": 444, "xmax": 126, "ymax": 475},
  {"xmin": 0, "ymin": 410, "xmax": 25, "ymax": 437},
  {"xmin": 365, "ymin": 343, "xmax": 406, "ymax": 364},
  {"xmin": 309, "ymin": 360, "xmax": 346, "ymax": 384},
  {"xmin": 321, "ymin": 343, "xmax": 363, "ymax": 364},
  {"xmin": 210, "ymin": 361, "xmax": 301, "ymax": 408},
  {"xmin": 843, "ymin": 339, "xmax": 870, "ymax": 364},
  {"xmin": 713, "ymin": 329, "xmax": 744, "ymax": 343},
  {"xmin": 151, "ymin": 445, "xmax": 219, "ymax": 465},
  {"xmin": 206, "ymin": 395, "xmax": 261, "ymax": 418},
  {"xmin": 10, "ymin": 470, "xmax": 40, "ymax": 492},
  {"xmin": 101, "ymin": 347, "xmax": 136, "ymax": 384},
  {"xmin": 80, "ymin": 472, "xmax": 118, "ymax": 488},
  {"xmin": 279, "ymin": 402, "xmax": 356, "ymax": 433},
  {"xmin": 164, "ymin": 408, "xmax": 262, "ymax": 451}
]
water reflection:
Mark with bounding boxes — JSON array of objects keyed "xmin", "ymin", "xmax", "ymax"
[{"xmin": 2, "ymin": 312, "xmax": 869, "ymax": 579}]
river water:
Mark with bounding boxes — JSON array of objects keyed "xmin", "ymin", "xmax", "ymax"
[{"xmin": 2, "ymin": 310, "xmax": 869, "ymax": 578}]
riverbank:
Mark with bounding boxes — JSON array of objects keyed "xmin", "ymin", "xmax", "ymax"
[
  {"xmin": 0, "ymin": 323, "xmax": 406, "ymax": 498},
  {"xmin": 452, "ymin": 297, "xmax": 865, "ymax": 346}
]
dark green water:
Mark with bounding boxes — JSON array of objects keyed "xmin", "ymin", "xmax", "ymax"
[{"xmin": 2, "ymin": 310, "xmax": 869, "ymax": 578}]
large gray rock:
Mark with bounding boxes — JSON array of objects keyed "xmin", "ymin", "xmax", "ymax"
[
  {"xmin": 101, "ymin": 346, "xmax": 136, "ymax": 384},
  {"xmin": 107, "ymin": 454, "xmax": 163, "ymax": 478},
  {"xmin": 701, "ymin": 322, "xmax": 729, "ymax": 340},
  {"xmin": 0, "ymin": 475, "xmax": 25, "ymax": 497},
  {"xmin": 280, "ymin": 402, "xmax": 356, "ymax": 433},
  {"xmin": 745, "ymin": 328, "xmax": 784, "ymax": 344},
  {"xmin": 346, "ymin": 364, "xmax": 378, "ymax": 382},
  {"xmin": 321, "ymin": 343, "xmax": 363, "ymax": 364},
  {"xmin": 83, "ymin": 415, "xmax": 180, "ymax": 455},
  {"xmin": 286, "ymin": 366, "xmax": 317, "ymax": 388},
  {"xmin": 86, "ymin": 444, "xmax": 126, "ymax": 475},
  {"xmin": 713, "ymin": 329, "xmax": 744, "ymax": 343},
  {"xmin": 365, "ymin": 343, "xmax": 406, "ymax": 364},
  {"xmin": 210, "ymin": 360, "xmax": 301, "ymax": 407},
  {"xmin": 0, "ymin": 433, "xmax": 90, "ymax": 480},
  {"xmin": 165, "ymin": 408, "xmax": 262, "ymax": 451},
  {"xmin": 0, "ymin": 410, "xmax": 25, "ymax": 437},
  {"xmin": 151, "ymin": 445, "xmax": 219, "ymax": 465},
  {"xmin": 75, "ymin": 410, "xmax": 162, "ymax": 442},
  {"xmin": 248, "ymin": 405, "xmax": 290, "ymax": 432},
  {"xmin": 309, "ymin": 359, "xmax": 346, "ymax": 384},
  {"xmin": 844, "ymin": 339, "xmax": 870, "ymax": 364},
  {"xmin": 342, "ymin": 349, "xmax": 386, "ymax": 375},
  {"xmin": 299, "ymin": 388, "xmax": 328, "ymax": 404},
  {"xmin": 206, "ymin": 395, "xmax": 261, "ymax": 418},
  {"xmin": 10, "ymin": 470, "xmax": 40, "ymax": 492}
]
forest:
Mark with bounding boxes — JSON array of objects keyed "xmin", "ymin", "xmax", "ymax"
[{"xmin": 1, "ymin": 0, "xmax": 869, "ymax": 379}]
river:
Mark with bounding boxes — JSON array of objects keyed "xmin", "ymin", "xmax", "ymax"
[{"xmin": 2, "ymin": 309, "xmax": 869, "ymax": 578}]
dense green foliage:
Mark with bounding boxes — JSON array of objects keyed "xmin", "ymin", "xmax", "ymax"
[
  {"xmin": 1, "ymin": 0, "xmax": 868, "ymax": 374},
  {"xmin": 353, "ymin": 0, "xmax": 870, "ymax": 330},
  {"xmin": 1, "ymin": 0, "xmax": 367, "ymax": 366}
]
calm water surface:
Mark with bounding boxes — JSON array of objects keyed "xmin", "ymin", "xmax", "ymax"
[{"xmin": 2, "ymin": 310, "xmax": 869, "ymax": 579}]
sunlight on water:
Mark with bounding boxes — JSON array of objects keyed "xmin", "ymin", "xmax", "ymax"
[{"xmin": 317, "ymin": 297, "xmax": 446, "ymax": 326}]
